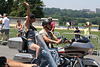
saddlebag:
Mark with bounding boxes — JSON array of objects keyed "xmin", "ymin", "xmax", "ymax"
[
  {"xmin": 8, "ymin": 37, "xmax": 23, "ymax": 52},
  {"xmin": 13, "ymin": 53, "xmax": 34, "ymax": 63}
]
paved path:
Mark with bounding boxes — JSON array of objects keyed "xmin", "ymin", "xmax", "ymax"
[
  {"xmin": 0, "ymin": 45, "xmax": 100, "ymax": 66},
  {"xmin": 0, "ymin": 45, "xmax": 18, "ymax": 59}
]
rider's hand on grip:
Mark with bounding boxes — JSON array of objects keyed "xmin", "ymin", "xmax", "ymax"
[{"xmin": 56, "ymin": 39, "xmax": 62, "ymax": 44}]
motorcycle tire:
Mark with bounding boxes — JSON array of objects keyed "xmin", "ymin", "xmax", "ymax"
[
  {"xmin": 85, "ymin": 65, "xmax": 98, "ymax": 67},
  {"xmin": 74, "ymin": 62, "xmax": 98, "ymax": 67}
]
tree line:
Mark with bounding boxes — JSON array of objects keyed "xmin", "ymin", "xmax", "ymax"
[
  {"xmin": 0, "ymin": 0, "xmax": 100, "ymax": 26},
  {"xmin": 43, "ymin": 8, "xmax": 100, "ymax": 26},
  {"xmin": 0, "ymin": 0, "xmax": 44, "ymax": 18}
]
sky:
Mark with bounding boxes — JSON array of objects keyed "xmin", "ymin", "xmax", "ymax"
[{"xmin": 42, "ymin": 0, "xmax": 100, "ymax": 11}]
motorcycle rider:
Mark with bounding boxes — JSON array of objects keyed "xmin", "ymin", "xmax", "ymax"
[
  {"xmin": 39, "ymin": 19, "xmax": 70, "ymax": 66},
  {"xmin": 24, "ymin": 2, "xmax": 40, "ymax": 64},
  {"xmin": 39, "ymin": 19, "xmax": 62, "ymax": 48},
  {"xmin": 24, "ymin": 2, "xmax": 58, "ymax": 67},
  {"xmin": 40, "ymin": 19, "xmax": 70, "ymax": 48}
]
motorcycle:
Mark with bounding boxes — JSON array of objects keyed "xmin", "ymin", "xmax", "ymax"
[
  {"xmin": 8, "ymin": 30, "xmax": 99, "ymax": 67},
  {"xmin": 58, "ymin": 36, "xmax": 100, "ymax": 67},
  {"xmin": 8, "ymin": 31, "xmax": 57, "ymax": 67}
]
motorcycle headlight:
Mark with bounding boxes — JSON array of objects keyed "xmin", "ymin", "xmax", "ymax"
[{"xmin": 88, "ymin": 48, "xmax": 94, "ymax": 54}]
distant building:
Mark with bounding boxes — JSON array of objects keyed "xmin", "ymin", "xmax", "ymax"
[
  {"xmin": 81, "ymin": 9, "xmax": 90, "ymax": 13},
  {"xmin": 96, "ymin": 8, "xmax": 100, "ymax": 13},
  {"xmin": 90, "ymin": 11, "xmax": 95, "ymax": 13},
  {"xmin": 81, "ymin": 9, "xmax": 95, "ymax": 13}
]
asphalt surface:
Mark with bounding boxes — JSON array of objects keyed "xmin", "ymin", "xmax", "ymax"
[{"xmin": 0, "ymin": 44, "xmax": 100, "ymax": 66}]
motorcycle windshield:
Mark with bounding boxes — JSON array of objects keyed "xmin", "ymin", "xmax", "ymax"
[{"xmin": 35, "ymin": 31, "xmax": 57, "ymax": 67}]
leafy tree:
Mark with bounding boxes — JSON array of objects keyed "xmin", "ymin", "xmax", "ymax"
[
  {"xmin": 43, "ymin": 8, "xmax": 100, "ymax": 25},
  {"xmin": 89, "ymin": 17, "xmax": 100, "ymax": 24},
  {"xmin": 8, "ymin": 0, "xmax": 44, "ymax": 17},
  {"xmin": 7, "ymin": 0, "xmax": 14, "ymax": 15},
  {"xmin": 0, "ymin": 0, "xmax": 6, "ymax": 15},
  {"xmin": 9, "ymin": 0, "xmax": 20, "ymax": 16},
  {"xmin": 26, "ymin": 0, "xmax": 44, "ymax": 18}
]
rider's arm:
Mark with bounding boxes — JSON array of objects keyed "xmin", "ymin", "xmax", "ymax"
[
  {"xmin": 24, "ymin": 2, "xmax": 30, "ymax": 25},
  {"xmin": 50, "ymin": 31, "xmax": 59, "ymax": 41},
  {"xmin": 41, "ymin": 34, "xmax": 61, "ymax": 44},
  {"xmin": 6, "ymin": 58, "xmax": 37, "ymax": 67},
  {"xmin": 0, "ymin": 56, "xmax": 37, "ymax": 67}
]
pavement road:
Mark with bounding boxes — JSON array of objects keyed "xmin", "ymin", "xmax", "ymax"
[{"xmin": 0, "ymin": 45, "xmax": 100, "ymax": 66}]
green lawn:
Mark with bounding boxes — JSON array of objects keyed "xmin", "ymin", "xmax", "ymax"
[{"xmin": 1, "ymin": 26, "xmax": 100, "ymax": 50}]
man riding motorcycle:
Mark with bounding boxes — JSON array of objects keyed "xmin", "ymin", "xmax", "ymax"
[
  {"xmin": 39, "ymin": 19, "xmax": 71, "ymax": 66},
  {"xmin": 39, "ymin": 19, "xmax": 69, "ymax": 48}
]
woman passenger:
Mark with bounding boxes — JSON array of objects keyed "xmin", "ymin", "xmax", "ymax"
[{"xmin": 24, "ymin": 2, "xmax": 40, "ymax": 63}]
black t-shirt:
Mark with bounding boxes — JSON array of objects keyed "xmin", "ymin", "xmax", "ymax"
[
  {"xmin": 74, "ymin": 30, "xmax": 80, "ymax": 38},
  {"xmin": 74, "ymin": 30, "xmax": 80, "ymax": 33}
]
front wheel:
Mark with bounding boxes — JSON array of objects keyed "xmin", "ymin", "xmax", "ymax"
[
  {"xmin": 74, "ymin": 62, "xmax": 98, "ymax": 67},
  {"xmin": 74, "ymin": 62, "xmax": 81, "ymax": 67}
]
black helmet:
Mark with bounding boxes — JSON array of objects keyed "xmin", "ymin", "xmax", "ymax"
[
  {"xmin": 30, "ymin": 14, "xmax": 35, "ymax": 19},
  {"xmin": 42, "ymin": 19, "xmax": 51, "ymax": 26}
]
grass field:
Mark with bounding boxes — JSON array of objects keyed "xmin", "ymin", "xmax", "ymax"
[{"xmin": 1, "ymin": 26, "xmax": 100, "ymax": 50}]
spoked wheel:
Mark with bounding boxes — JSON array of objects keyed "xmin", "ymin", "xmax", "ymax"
[
  {"xmin": 74, "ymin": 62, "xmax": 98, "ymax": 67},
  {"xmin": 74, "ymin": 62, "xmax": 81, "ymax": 67}
]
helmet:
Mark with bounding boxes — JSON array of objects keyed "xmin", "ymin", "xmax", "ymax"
[
  {"xmin": 42, "ymin": 19, "xmax": 51, "ymax": 26},
  {"xmin": 48, "ymin": 17, "xmax": 52, "ymax": 20},
  {"xmin": 30, "ymin": 14, "xmax": 35, "ymax": 19}
]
